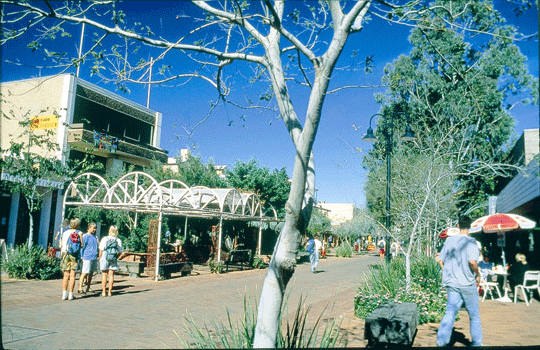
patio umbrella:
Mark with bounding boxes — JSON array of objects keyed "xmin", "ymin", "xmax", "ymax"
[
  {"xmin": 469, "ymin": 213, "xmax": 536, "ymax": 302},
  {"xmin": 439, "ymin": 227, "xmax": 459, "ymax": 239},
  {"xmin": 469, "ymin": 213, "xmax": 536, "ymax": 233}
]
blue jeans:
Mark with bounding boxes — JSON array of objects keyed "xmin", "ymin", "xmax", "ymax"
[
  {"xmin": 437, "ymin": 285, "xmax": 482, "ymax": 346},
  {"xmin": 309, "ymin": 250, "xmax": 319, "ymax": 272}
]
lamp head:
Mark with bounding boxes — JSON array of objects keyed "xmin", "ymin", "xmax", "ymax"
[
  {"xmin": 401, "ymin": 125, "xmax": 416, "ymax": 142},
  {"xmin": 362, "ymin": 127, "xmax": 377, "ymax": 142}
]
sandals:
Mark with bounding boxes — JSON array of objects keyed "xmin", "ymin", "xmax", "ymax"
[{"xmin": 77, "ymin": 289, "xmax": 86, "ymax": 295}]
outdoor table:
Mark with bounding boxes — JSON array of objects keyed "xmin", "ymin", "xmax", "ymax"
[{"xmin": 492, "ymin": 267, "xmax": 512, "ymax": 302}]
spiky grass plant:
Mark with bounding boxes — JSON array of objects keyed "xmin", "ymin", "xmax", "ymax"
[{"xmin": 180, "ymin": 294, "xmax": 344, "ymax": 348}]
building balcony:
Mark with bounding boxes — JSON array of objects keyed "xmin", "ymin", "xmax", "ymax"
[{"xmin": 68, "ymin": 124, "xmax": 168, "ymax": 165}]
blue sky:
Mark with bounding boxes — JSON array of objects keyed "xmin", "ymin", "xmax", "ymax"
[{"xmin": 1, "ymin": 1, "xmax": 538, "ymax": 207}]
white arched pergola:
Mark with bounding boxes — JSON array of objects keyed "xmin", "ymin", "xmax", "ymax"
[{"xmin": 62, "ymin": 171, "xmax": 280, "ymax": 280}]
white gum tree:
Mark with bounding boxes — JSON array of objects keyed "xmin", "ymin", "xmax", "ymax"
[{"xmin": 2, "ymin": 0, "xmax": 533, "ymax": 346}]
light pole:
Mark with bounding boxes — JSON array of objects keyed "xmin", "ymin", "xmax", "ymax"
[{"xmin": 363, "ymin": 112, "xmax": 415, "ymax": 263}]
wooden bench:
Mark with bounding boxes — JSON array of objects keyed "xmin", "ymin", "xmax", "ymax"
[
  {"xmin": 225, "ymin": 249, "xmax": 253, "ymax": 272},
  {"xmin": 158, "ymin": 261, "xmax": 193, "ymax": 279},
  {"xmin": 364, "ymin": 302, "xmax": 418, "ymax": 346}
]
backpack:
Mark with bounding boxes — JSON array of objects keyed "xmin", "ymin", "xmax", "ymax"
[
  {"xmin": 104, "ymin": 238, "xmax": 118, "ymax": 263},
  {"xmin": 306, "ymin": 239, "xmax": 315, "ymax": 254},
  {"xmin": 67, "ymin": 231, "xmax": 81, "ymax": 256}
]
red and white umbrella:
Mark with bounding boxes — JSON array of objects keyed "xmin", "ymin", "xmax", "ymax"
[
  {"xmin": 439, "ymin": 227, "xmax": 459, "ymax": 239},
  {"xmin": 469, "ymin": 213, "xmax": 536, "ymax": 302},
  {"xmin": 469, "ymin": 213, "xmax": 536, "ymax": 233}
]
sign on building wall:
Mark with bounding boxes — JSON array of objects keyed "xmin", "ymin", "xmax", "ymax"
[{"xmin": 30, "ymin": 115, "xmax": 59, "ymax": 130}]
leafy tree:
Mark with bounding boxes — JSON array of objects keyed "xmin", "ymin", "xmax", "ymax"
[
  {"xmin": 226, "ymin": 159, "xmax": 290, "ymax": 218},
  {"xmin": 333, "ymin": 207, "xmax": 381, "ymax": 244},
  {"xmin": 306, "ymin": 207, "xmax": 331, "ymax": 236},
  {"xmin": 174, "ymin": 155, "xmax": 228, "ymax": 188},
  {"xmin": 2, "ymin": 0, "xmax": 536, "ymax": 346},
  {"xmin": 363, "ymin": 4, "xmax": 537, "ymax": 290}
]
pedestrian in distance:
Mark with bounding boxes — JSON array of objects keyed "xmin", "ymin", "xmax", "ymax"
[
  {"xmin": 78, "ymin": 222, "xmax": 99, "ymax": 294},
  {"xmin": 436, "ymin": 215, "xmax": 482, "ymax": 347},
  {"xmin": 305, "ymin": 234, "xmax": 322, "ymax": 273},
  {"xmin": 60, "ymin": 218, "xmax": 83, "ymax": 301},
  {"xmin": 98, "ymin": 225, "xmax": 123, "ymax": 297},
  {"xmin": 377, "ymin": 238, "xmax": 386, "ymax": 260}
]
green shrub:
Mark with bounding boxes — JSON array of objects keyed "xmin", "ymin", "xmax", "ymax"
[
  {"xmin": 2, "ymin": 245, "xmax": 62, "ymax": 280},
  {"xmin": 208, "ymin": 260, "xmax": 225, "ymax": 274},
  {"xmin": 252, "ymin": 256, "xmax": 267, "ymax": 269},
  {"xmin": 335, "ymin": 242, "xmax": 352, "ymax": 258},
  {"xmin": 354, "ymin": 256, "xmax": 447, "ymax": 324}
]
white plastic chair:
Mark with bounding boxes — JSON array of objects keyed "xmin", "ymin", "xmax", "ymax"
[
  {"xmin": 479, "ymin": 269, "xmax": 501, "ymax": 302},
  {"xmin": 513, "ymin": 270, "xmax": 540, "ymax": 306}
]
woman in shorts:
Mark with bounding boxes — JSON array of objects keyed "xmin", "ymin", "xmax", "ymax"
[
  {"xmin": 60, "ymin": 218, "xmax": 82, "ymax": 300},
  {"xmin": 98, "ymin": 225, "xmax": 123, "ymax": 297}
]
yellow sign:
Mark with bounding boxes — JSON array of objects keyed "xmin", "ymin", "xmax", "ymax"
[{"xmin": 30, "ymin": 115, "xmax": 58, "ymax": 130}]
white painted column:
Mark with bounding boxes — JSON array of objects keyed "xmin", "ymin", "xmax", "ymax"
[
  {"xmin": 153, "ymin": 112, "xmax": 162, "ymax": 148},
  {"xmin": 38, "ymin": 191, "xmax": 52, "ymax": 248}
]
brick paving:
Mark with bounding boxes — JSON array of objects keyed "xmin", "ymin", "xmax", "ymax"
[{"xmin": 2, "ymin": 254, "xmax": 540, "ymax": 349}]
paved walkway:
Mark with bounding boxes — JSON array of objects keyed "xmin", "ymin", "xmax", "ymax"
[{"xmin": 2, "ymin": 254, "xmax": 540, "ymax": 348}]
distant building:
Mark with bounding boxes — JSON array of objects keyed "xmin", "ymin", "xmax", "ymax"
[
  {"xmin": 317, "ymin": 202, "xmax": 354, "ymax": 227},
  {"xmin": 0, "ymin": 74, "xmax": 168, "ymax": 248},
  {"xmin": 163, "ymin": 149, "xmax": 227, "ymax": 179}
]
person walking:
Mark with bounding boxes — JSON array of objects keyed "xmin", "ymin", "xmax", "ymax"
[
  {"xmin": 436, "ymin": 215, "xmax": 482, "ymax": 347},
  {"xmin": 78, "ymin": 222, "xmax": 99, "ymax": 294},
  {"xmin": 377, "ymin": 238, "xmax": 386, "ymax": 260},
  {"xmin": 98, "ymin": 225, "xmax": 123, "ymax": 297},
  {"xmin": 306, "ymin": 234, "xmax": 322, "ymax": 273},
  {"xmin": 60, "ymin": 218, "xmax": 83, "ymax": 301}
]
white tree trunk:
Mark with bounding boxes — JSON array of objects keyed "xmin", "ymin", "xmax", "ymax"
[{"xmin": 27, "ymin": 197, "xmax": 34, "ymax": 249}]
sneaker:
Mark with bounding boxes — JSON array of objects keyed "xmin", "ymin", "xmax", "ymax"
[
  {"xmin": 61, "ymin": 291, "xmax": 68, "ymax": 301},
  {"xmin": 68, "ymin": 292, "xmax": 74, "ymax": 301}
]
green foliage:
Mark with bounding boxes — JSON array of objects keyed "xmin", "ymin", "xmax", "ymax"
[
  {"xmin": 252, "ymin": 255, "xmax": 267, "ymax": 269},
  {"xmin": 335, "ymin": 242, "xmax": 353, "ymax": 258},
  {"xmin": 175, "ymin": 155, "xmax": 228, "ymax": 188},
  {"xmin": 306, "ymin": 208, "xmax": 331, "ymax": 236},
  {"xmin": 364, "ymin": 0, "xmax": 538, "ymax": 252},
  {"xmin": 208, "ymin": 260, "xmax": 225, "ymax": 274},
  {"xmin": 354, "ymin": 256, "xmax": 446, "ymax": 324},
  {"xmin": 2, "ymin": 245, "xmax": 62, "ymax": 280},
  {"xmin": 226, "ymin": 159, "xmax": 290, "ymax": 218},
  {"xmin": 181, "ymin": 296, "xmax": 343, "ymax": 348},
  {"xmin": 333, "ymin": 208, "xmax": 381, "ymax": 243}
]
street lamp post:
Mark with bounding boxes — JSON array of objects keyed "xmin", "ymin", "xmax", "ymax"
[{"xmin": 363, "ymin": 113, "xmax": 415, "ymax": 263}]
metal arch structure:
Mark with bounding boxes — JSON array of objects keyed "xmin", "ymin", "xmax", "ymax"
[{"xmin": 62, "ymin": 171, "xmax": 280, "ymax": 280}]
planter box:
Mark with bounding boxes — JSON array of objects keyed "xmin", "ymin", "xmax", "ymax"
[{"xmin": 117, "ymin": 261, "xmax": 145, "ymax": 278}]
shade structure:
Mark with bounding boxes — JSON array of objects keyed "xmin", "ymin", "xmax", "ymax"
[
  {"xmin": 469, "ymin": 213, "xmax": 536, "ymax": 234},
  {"xmin": 439, "ymin": 227, "xmax": 459, "ymax": 239}
]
